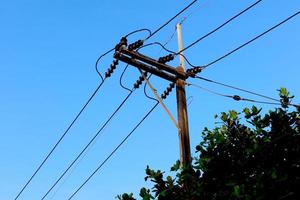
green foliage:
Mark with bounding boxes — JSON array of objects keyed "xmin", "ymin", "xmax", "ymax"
[{"xmin": 117, "ymin": 89, "xmax": 300, "ymax": 200}]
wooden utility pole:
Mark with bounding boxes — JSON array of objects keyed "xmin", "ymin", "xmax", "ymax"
[{"xmin": 176, "ymin": 23, "xmax": 192, "ymax": 167}]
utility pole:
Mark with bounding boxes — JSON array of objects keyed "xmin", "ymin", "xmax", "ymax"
[
  {"xmin": 176, "ymin": 23, "xmax": 192, "ymax": 167},
  {"xmin": 114, "ymin": 32, "xmax": 200, "ymax": 169}
]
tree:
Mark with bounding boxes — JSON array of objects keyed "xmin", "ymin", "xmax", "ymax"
[{"xmin": 117, "ymin": 88, "xmax": 300, "ymax": 200}]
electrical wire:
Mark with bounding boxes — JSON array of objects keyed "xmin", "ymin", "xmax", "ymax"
[
  {"xmin": 196, "ymin": 76, "xmax": 300, "ymax": 108},
  {"xmin": 187, "ymin": 82, "xmax": 282, "ymax": 106},
  {"xmin": 178, "ymin": 0, "xmax": 263, "ymax": 54},
  {"xmin": 67, "ymin": 102, "xmax": 159, "ymax": 200},
  {"xmin": 14, "ymin": 52, "xmax": 111, "ymax": 200},
  {"xmin": 145, "ymin": 0, "xmax": 198, "ymax": 41},
  {"xmin": 95, "ymin": 48, "xmax": 115, "ymax": 80},
  {"xmin": 202, "ymin": 11, "xmax": 300, "ymax": 69},
  {"xmin": 125, "ymin": 28, "xmax": 152, "ymax": 38},
  {"xmin": 40, "ymin": 67, "xmax": 137, "ymax": 200},
  {"xmin": 195, "ymin": 76, "xmax": 280, "ymax": 102}
]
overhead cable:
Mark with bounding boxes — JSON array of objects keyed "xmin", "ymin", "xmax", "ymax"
[
  {"xmin": 67, "ymin": 83, "xmax": 175, "ymax": 199},
  {"xmin": 195, "ymin": 76, "xmax": 280, "ymax": 102},
  {"xmin": 145, "ymin": 0, "xmax": 198, "ymax": 40},
  {"xmin": 14, "ymin": 52, "xmax": 110, "ymax": 200},
  {"xmin": 178, "ymin": 0, "xmax": 263, "ymax": 54},
  {"xmin": 202, "ymin": 11, "xmax": 300, "ymax": 69},
  {"xmin": 40, "ymin": 69, "xmax": 148, "ymax": 200},
  {"xmin": 187, "ymin": 83, "xmax": 282, "ymax": 106}
]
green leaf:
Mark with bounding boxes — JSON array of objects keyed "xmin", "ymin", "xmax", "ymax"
[{"xmin": 229, "ymin": 110, "xmax": 238, "ymax": 121}]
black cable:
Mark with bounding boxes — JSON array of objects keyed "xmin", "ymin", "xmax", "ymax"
[
  {"xmin": 125, "ymin": 28, "xmax": 152, "ymax": 39},
  {"xmin": 140, "ymin": 41, "xmax": 199, "ymax": 68},
  {"xmin": 178, "ymin": 0, "xmax": 263, "ymax": 54},
  {"xmin": 67, "ymin": 102, "xmax": 159, "ymax": 200},
  {"xmin": 145, "ymin": 0, "xmax": 198, "ymax": 40},
  {"xmin": 203, "ymin": 11, "xmax": 300, "ymax": 69},
  {"xmin": 40, "ymin": 65, "xmax": 137, "ymax": 199},
  {"xmin": 195, "ymin": 76, "xmax": 280, "ymax": 102},
  {"xmin": 95, "ymin": 48, "xmax": 115, "ymax": 80},
  {"xmin": 14, "ymin": 57, "xmax": 110, "ymax": 200},
  {"xmin": 187, "ymin": 83, "xmax": 281, "ymax": 106},
  {"xmin": 40, "ymin": 91, "xmax": 133, "ymax": 200},
  {"xmin": 119, "ymin": 65, "xmax": 132, "ymax": 92}
]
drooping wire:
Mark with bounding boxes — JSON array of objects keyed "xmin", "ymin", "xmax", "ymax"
[
  {"xmin": 40, "ymin": 67, "xmax": 136, "ymax": 200},
  {"xmin": 125, "ymin": 28, "xmax": 152, "ymax": 38},
  {"xmin": 195, "ymin": 76, "xmax": 280, "ymax": 102},
  {"xmin": 177, "ymin": 0, "xmax": 263, "ymax": 54},
  {"xmin": 202, "ymin": 11, "xmax": 300, "ymax": 69},
  {"xmin": 95, "ymin": 48, "xmax": 115, "ymax": 80},
  {"xmin": 145, "ymin": 0, "xmax": 198, "ymax": 41},
  {"xmin": 187, "ymin": 82, "xmax": 282, "ymax": 106},
  {"xmin": 95, "ymin": 29, "xmax": 152, "ymax": 79},
  {"xmin": 120, "ymin": 65, "xmax": 132, "ymax": 92},
  {"xmin": 147, "ymin": 41, "xmax": 200, "ymax": 68},
  {"xmin": 14, "ymin": 51, "xmax": 111, "ymax": 200}
]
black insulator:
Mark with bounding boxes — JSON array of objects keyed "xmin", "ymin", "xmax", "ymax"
[
  {"xmin": 170, "ymin": 82, "xmax": 175, "ymax": 88},
  {"xmin": 233, "ymin": 95, "xmax": 241, "ymax": 101},
  {"xmin": 105, "ymin": 72, "xmax": 111, "ymax": 78},
  {"xmin": 120, "ymin": 37, "xmax": 128, "ymax": 46},
  {"xmin": 134, "ymin": 83, "xmax": 139, "ymax": 89},
  {"xmin": 115, "ymin": 37, "xmax": 128, "ymax": 51},
  {"xmin": 128, "ymin": 40, "xmax": 144, "ymax": 51},
  {"xmin": 187, "ymin": 67, "xmax": 202, "ymax": 77},
  {"xmin": 113, "ymin": 59, "xmax": 119, "ymax": 65},
  {"xmin": 158, "ymin": 54, "xmax": 174, "ymax": 64},
  {"xmin": 161, "ymin": 94, "xmax": 167, "ymax": 99},
  {"xmin": 110, "ymin": 64, "xmax": 116, "ymax": 70}
]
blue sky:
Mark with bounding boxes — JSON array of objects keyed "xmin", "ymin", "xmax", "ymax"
[{"xmin": 0, "ymin": 0, "xmax": 299, "ymax": 199}]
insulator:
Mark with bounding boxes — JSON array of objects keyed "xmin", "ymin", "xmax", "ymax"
[
  {"xmin": 170, "ymin": 82, "xmax": 175, "ymax": 88},
  {"xmin": 161, "ymin": 94, "xmax": 167, "ymax": 99},
  {"xmin": 110, "ymin": 64, "xmax": 116, "ymax": 70},
  {"xmin": 120, "ymin": 37, "xmax": 128, "ymax": 46},
  {"xmin": 128, "ymin": 40, "xmax": 144, "ymax": 51},
  {"xmin": 233, "ymin": 95, "xmax": 241, "ymax": 101},
  {"xmin": 113, "ymin": 59, "xmax": 119, "ymax": 65},
  {"xmin": 134, "ymin": 83, "xmax": 139, "ymax": 89},
  {"xmin": 115, "ymin": 37, "xmax": 128, "ymax": 51},
  {"xmin": 158, "ymin": 54, "xmax": 174, "ymax": 64},
  {"xmin": 167, "ymin": 86, "xmax": 172, "ymax": 92},
  {"xmin": 105, "ymin": 72, "xmax": 111, "ymax": 78}
]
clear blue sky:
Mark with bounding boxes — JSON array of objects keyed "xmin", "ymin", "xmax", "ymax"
[{"xmin": 1, "ymin": 0, "xmax": 299, "ymax": 199}]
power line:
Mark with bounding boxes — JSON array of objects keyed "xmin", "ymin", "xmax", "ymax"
[
  {"xmin": 40, "ymin": 69, "xmax": 148, "ymax": 199},
  {"xmin": 67, "ymin": 103, "xmax": 159, "ymax": 200},
  {"xmin": 195, "ymin": 76, "xmax": 280, "ymax": 102},
  {"xmin": 145, "ymin": 0, "xmax": 198, "ymax": 40},
  {"xmin": 178, "ymin": 0, "xmax": 263, "ymax": 54},
  {"xmin": 187, "ymin": 83, "xmax": 282, "ymax": 106},
  {"xmin": 14, "ymin": 80, "xmax": 106, "ymax": 200},
  {"xmin": 40, "ymin": 93, "xmax": 133, "ymax": 199},
  {"xmin": 203, "ymin": 11, "xmax": 300, "ymax": 69},
  {"xmin": 15, "ymin": 27, "xmax": 155, "ymax": 199}
]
